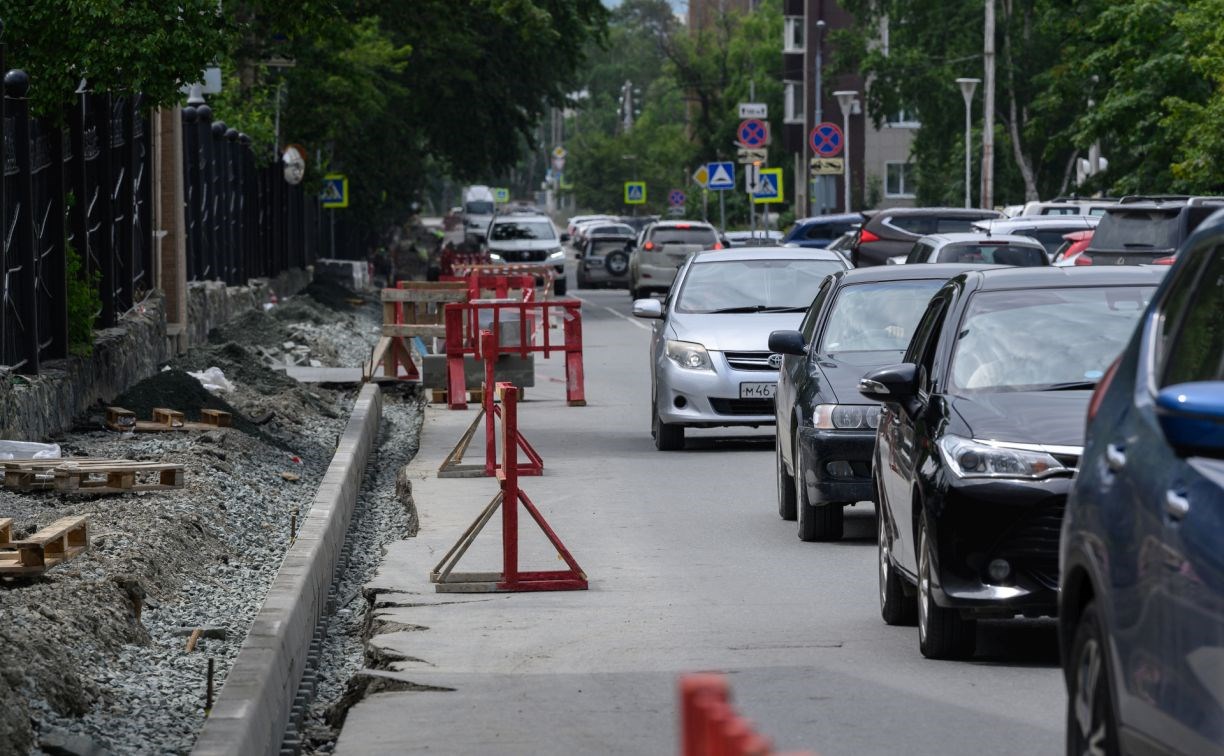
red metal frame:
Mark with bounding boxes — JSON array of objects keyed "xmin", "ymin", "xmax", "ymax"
[
  {"xmin": 444, "ymin": 299, "xmax": 585, "ymax": 409},
  {"xmin": 481, "ymin": 331, "xmax": 542, "ymax": 477}
]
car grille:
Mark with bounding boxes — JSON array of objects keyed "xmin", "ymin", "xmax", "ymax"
[
  {"xmin": 709, "ymin": 398, "xmax": 774, "ymax": 416},
  {"xmin": 497, "ymin": 249, "xmax": 547, "ymax": 262},
  {"xmin": 993, "ymin": 502, "xmax": 1066, "ymax": 590},
  {"xmin": 724, "ymin": 351, "xmax": 777, "ymax": 371}
]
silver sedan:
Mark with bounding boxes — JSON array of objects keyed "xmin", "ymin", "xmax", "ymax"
[{"xmin": 633, "ymin": 247, "xmax": 849, "ymax": 450}]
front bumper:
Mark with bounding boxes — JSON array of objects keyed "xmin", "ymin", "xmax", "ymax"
[
  {"xmin": 796, "ymin": 427, "xmax": 876, "ymax": 505},
  {"xmin": 655, "ymin": 352, "xmax": 777, "ymax": 428},
  {"xmin": 930, "ymin": 476, "xmax": 1072, "ymax": 617}
]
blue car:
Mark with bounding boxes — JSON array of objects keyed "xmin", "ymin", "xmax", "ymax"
[
  {"xmin": 780, "ymin": 213, "xmax": 863, "ymax": 249},
  {"xmin": 1059, "ymin": 216, "xmax": 1224, "ymax": 755}
]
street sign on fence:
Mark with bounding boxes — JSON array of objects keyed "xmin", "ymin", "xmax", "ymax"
[{"xmin": 321, "ymin": 174, "xmax": 348, "ymax": 208}]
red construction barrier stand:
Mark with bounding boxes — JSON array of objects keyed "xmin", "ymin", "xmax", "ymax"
[{"xmin": 679, "ymin": 674, "xmax": 815, "ymax": 756}]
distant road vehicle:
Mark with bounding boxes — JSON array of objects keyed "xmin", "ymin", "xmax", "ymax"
[
  {"xmin": 970, "ymin": 215, "xmax": 1099, "ymax": 259},
  {"xmin": 1051, "ymin": 229, "xmax": 1095, "ymax": 266},
  {"xmin": 485, "ymin": 212, "xmax": 569, "ymax": 295},
  {"xmin": 860, "ymin": 266, "xmax": 1163, "ymax": 659},
  {"xmin": 573, "ymin": 220, "xmax": 634, "ymax": 249},
  {"xmin": 566, "ymin": 214, "xmax": 616, "ymax": 239},
  {"xmin": 633, "ymin": 247, "xmax": 849, "ymax": 451},
  {"xmin": 850, "ymin": 208, "xmax": 1004, "ymax": 267},
  {"xmin": 462, "ymin": 185, "xmax": 497, "ymax": 242},
  {"xmin": 618, "ymin": 215, "xmax": 661, "ymax": 234},
  {"xmin": 769, "ymin": 264, "xmax": 998, "ymax": 541},
  {"xmin": 627, "ymin": 220, "xmax": 721, "ymax": 299},
  {"xmin": 1015, "ymin": 198, "xmax": 1118, "ymax": 217},
  {"xmin": 577, "ymin": 231, "xmax": 636, "ymax": 289},
  {"xmin": 1059, "ymin": 228, "xmax": 1224, "ymax": 756},
  {"xmin": 1077, "ymin": 196, "xmax": 1224, "ymax": 266},
  {"xmin": 781, "ymin": 214, "xmax": 864, "ymax": 249},
  {"xmin": 725, "ymin": 230, "xmax": 783, "ymax": 247},
  {"xmin": 901, "ymin": 233, "xmax": 1050, "ymax": 266}
]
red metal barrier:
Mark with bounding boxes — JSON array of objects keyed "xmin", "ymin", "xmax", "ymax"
[
  {"xmin": 679, "ymin": 674, "xmax": 814, "ymax": 756},
  {"xmin": 443, "ymin": 300, "xmax": 585, "ymax": 409},
  {"xmin": 430, "ymin": 381, "xmax": 588, "ymax": 593}
]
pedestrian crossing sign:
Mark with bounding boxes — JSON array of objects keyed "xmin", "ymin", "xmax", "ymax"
[
  {"xmin": 752, "ymin": 167, "xmax": 783, "ymax": 204},
  {"xmin": 624, "ymin": 181, "xmax": 646, "ymax": 205},
  {"xmin": 321, "ymin": 174, "xmax": 348, "ymax": 208},
  {"xmin": 493, "ymin": 187, "xmax": 510, "ymax": 203}
]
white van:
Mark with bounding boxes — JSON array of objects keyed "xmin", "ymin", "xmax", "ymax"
[{"xmin": 462, "ymin": 186, "xmax": 497, "ymax": 242}]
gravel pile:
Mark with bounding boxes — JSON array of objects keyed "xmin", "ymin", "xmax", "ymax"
[{"xmin": 0, "ymin": 279, "xmax": 386, "ymax": 755}]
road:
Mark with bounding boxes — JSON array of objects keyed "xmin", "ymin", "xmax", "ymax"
[{"xmin": 334, "ymin": 262, "xmax": 1066, "ymax": 754}]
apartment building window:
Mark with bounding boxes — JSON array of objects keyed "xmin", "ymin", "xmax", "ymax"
[
  {"xmin": 784, "ymin": 17, "xmax": 805, "ymax": 52},
  {"xmin": 886, "ymin": 162, "xmax": 916, "ymax": 197},
  {"xmin": 784, "ymin": 81, "xmax": 804, "ymax": 124},
  {"xmin": 886, "ymin": 109, "xmax": 920, "ymax": 128}
]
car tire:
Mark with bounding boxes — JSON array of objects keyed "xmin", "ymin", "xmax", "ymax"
[
  {"xmin": 878, "ymin": 505, "xmax": 917, "ymax": 626},
  {"xmin": 605, "ymin": 251, "xmax": 629, "ymax": 276},
  {"xmin": 917, "ymin": 515, "xmax": 976, "ymax": 659},
  {"xmin": 630, "ymin": 285, "xmax": 641, "ymax": 301},
  {"xmin": 795, "ymin": 437, "xmax": 843, "ymax": 541},
  {"xmin": 652, "ymin": 403, "xmax": 684, "ymax": 451},
  {"xmin": 776, "ymin": 436, "xmax": 797, "ymax": 521},
  {"xmin": 554, "ymin": 276, "xmax": 568, "ymax": 296},
  {"xmin": 1066, "ymin": 601, "xmax": 1120, "ymax": 756}
]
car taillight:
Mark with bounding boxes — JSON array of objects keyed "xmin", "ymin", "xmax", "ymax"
[
  {"xmin": 644, "ymin": 241, "xmax": 655, "ymax": 251},
  {"xmin": 675, "ymin": 223, "xmax": 691, "ymax": 229},
  {"xmin": 712, "ymin": 241, "xmax": 723, "ymax": 249},
  {"xmin": 1086, "ymin": 357, "xmax": 1120, "ymax": 425},
  {"xmin": 1153, "ymin": 256, "xmax": 1175, "ymax": 265},
  {"xmin": 1074, "ymin": 253, "xmax": 1093, "ymax": 266},
  {"xmin": 859, "ymin": 229, "xmax": 881, "ymax": 244}
]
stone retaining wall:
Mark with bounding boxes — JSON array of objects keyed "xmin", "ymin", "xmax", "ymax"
[{"xmin": 0, "ymin": 268, "xmax": 312, "ymax": 442}]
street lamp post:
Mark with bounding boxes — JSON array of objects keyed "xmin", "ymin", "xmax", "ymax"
[
  {"xmin": 956, "ymin": 78, "xmax": 980, "ymax": 208},
  {"xmin": 833, "ymin": 90, "xmax": 858, "ymax": 213}
]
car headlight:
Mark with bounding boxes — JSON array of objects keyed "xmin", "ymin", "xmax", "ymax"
[
  {"xmin": 488, "ymin": 252, "xmax": 504, "ymax": 262},
  {"xmin": 665, "ymin": 340, "xmax": 713, "ymax": 371},
  {"xmin": 938, "ymin": 435, "xmax": 1069, "ymax": 479},
  {"xmin": 813, "ymin": 404, "xmax": 880, "ymax": 430},
  {"xmin": 548, "ymin": 248, "xmax": 565, "ymax": 260}
]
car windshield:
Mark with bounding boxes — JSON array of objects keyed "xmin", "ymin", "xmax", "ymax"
[
  {"xmin": 950, "ymin": 285, "xmax": 1157, "ymax": 392},
  {"xmin": 490, "ymin": 221, "xmax": 555, "ymax": 241},
  {"xmin": 820, "ymin": 280, "xmax": 945, "ymax": 352},
  {"xmin": 465, "ymin": 201, "xmax": 495, "ymax": 215},
  {"xmin": 675, "ymin": 258, "xmax": 844, "ymax": 314},
  {"xmin": 1091, "ymin": 210, "xmax": 1180, "ymax": 250},
  {"xmin": 652, "ymin": 227, "xmax": 718, "ymax": 246},
  {"xmin": 935, "ymin": 243, "xmax": 1047, "ymax": 266}
]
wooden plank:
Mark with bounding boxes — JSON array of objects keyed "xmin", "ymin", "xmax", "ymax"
[
  {"xmin": 0, "ymin": 516, "xmax": 89, "ymax": 574},
  {"xmin": 152, "ymin": 408, "xmax": 186, "ymax": 428},
  {"xmin": 106, "ymin": 406, "xmax": 137, "ymax": 430},
  {"xmin": 0, "ymin": 518, "xmax": 11, "ymax": 544},
  {"xmin": 381, "ymin": 288, "xmax": 469, "ymax": 304},
  {"xmin": 200, "ymin": 409, "xmax": 232, "ymax": 427},
  {"xmin": 381, "ymin": 324, "xmax": 448, "ymax": 338}
]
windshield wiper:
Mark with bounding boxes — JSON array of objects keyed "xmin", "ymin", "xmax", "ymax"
[
  {"xmin": 705, "ymin": 305, "xmax": 807, "ymax": 313},
  {"xmin": 1038, "ymin": 381, "xmax": 1098, "ymax": 391}
]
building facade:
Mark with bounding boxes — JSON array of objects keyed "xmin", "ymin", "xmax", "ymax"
[{"xmin": 781, "ymin": 1, "xmax": 916, "ymax": 215}]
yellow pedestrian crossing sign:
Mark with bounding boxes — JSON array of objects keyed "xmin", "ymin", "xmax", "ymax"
[
  {"xmin": 624, "ymin": 181, "xmax": 646, "ymax": 205},
  {"xmin": 321, "ymin": 174, "xmax": 348, "ymax": 208},
  {"xmin": 752, "ymin": 167, "xmax": 783, "ymax": 204},
  {"xmin": 493, "ymin": 187, "xmax": 511, "ymax": 203}
]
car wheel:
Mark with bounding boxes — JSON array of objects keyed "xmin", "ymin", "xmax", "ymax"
[
  {"xmin": 605, "ymin": 251, "xmax": 630, "ymax": 276},
  {"xmin": 652, "ymin": 403, "xmax": 684, "ymax": 451},
  {"xmin": 554, "ymin": 276, "xmax": 568, "ymax": 296},
  {"xmin": 1066, "ymin": 601, "xmax": 1119, "ymax": 756},
  {"xmin": 776, "ymin": 435, "xmax": 797, "ymax": 521},
  {"xmin": 795, "ymin": 437, "xmax": 843, "ymax": 541},
  {"xmin": 879, "ymin": 505, "xmax": 916, "ymax": 626},
  {"xmin": 630, "ymin": 285, "xmax": 641, "ymax": 300},
  {"xmin": 917, "ymin": 515, "xmax": 976, "ymax": 659}
]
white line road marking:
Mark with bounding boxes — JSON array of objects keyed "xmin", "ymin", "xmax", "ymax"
[{"xmin": 572, "ymin": 294, "xmax": 653, "ymax": 331}]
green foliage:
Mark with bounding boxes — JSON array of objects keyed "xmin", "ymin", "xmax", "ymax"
[
  {"xmin": 0, "ymin": 0, "xmax": 229, "ymax": 118},
  {"xmin": 65, "ymin": 243, "xmax": 100, "ymax": 358}
]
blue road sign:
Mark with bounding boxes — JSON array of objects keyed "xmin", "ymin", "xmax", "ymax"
[
  {"xmin": 810, "ymin": 122, "xmax": 844, "ymax": 158},
  {"xmin": 752, "ymin": 167, "xmax": 784, "ymax": 204},
  {"xmin": 668, "ymin": 189, "xmax": 686, "ymax": 207},
  {"xmin": 707, "ymin": 161, "xmax": 735, "ymax": 190},
  {"xmin": 737, "ymin": 119, "xmax": 769, "ymax": 148},
  {"xmin": 321, "ymin": 174, "xmax": 348, "ymax": 208}
]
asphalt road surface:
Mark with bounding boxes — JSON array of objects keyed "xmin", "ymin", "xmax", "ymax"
[{"xmin": 336, "ymin": 267, "xmax": 1066, "ymax": 755}]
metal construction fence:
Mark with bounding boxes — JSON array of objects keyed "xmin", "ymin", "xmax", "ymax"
[{"xmin": 0, "ymin": 61, "xmax": 319, "ymax": 375}]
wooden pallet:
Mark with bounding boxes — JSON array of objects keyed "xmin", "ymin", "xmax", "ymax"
[
  {"xmin": 2, "ymin": 458, "xmax": 185, "ymax": 494},
  {"xmin": 106, "ymin": 406, "xmax": 231, "ymax": 432},
  {"xmin": 0, "ymin": 516, "xmax": 90, "ymax": 575}
]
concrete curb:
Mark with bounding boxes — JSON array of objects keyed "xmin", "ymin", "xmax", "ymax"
[{"xmin": 193, "ymin": 383, "xmax": 383, "ymax": 756}]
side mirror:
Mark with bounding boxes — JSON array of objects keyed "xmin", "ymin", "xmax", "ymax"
[
  {"xmin": 767, "ymin": 330, "xmax": 807, "ymax": 356},
  {"xmin": 858, "ymin": 363, "xmax": 919, "ymax": 404},
  {"xmin": 1156, "ymin": 382, "xmax": 1224, "ymax": 455},
  {"xmin": 560, "ymin": 233, "xmax": 571, "ymax": 243},
  {"xmin": 632, "ymin": 299, "xmax": 664, "ymax": 319}
]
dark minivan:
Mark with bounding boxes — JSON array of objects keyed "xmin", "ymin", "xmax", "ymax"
[
  {"xmin": 851, "ymin": 207, "xmax": 1004, "ymax": 267},
  {"xmin": 1077, "ymin": 196, "xmax": 1224, "ymax": 266}
]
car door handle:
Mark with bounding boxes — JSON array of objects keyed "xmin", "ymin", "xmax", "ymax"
[
  {"xmin": 1105, "ymin": 444, "xmax": 1126, "ymax": 472},
  {"xmin": 1165, "ymin": 490, "xmax": 1190, "ymax": 521}
]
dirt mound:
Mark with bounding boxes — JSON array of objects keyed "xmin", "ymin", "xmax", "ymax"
[
  {"xmin": 108, "ymin": 369, "xmax": 264, "ymax": 438},
  {"xmin": 305, "ymin": 278, "xmax": 363, "ymax": 311},
  {"xmin": 175, "ymin": 342, "xmax": 300, "ymax": 397}
]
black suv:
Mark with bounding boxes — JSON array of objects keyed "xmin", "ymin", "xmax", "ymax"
[
  {"xmin": 850, "ymin": 208, "xmax": 1003, "ymax": 267},
  {"xmin": 1078, "ymin": 196, "xmax": 1224, "ymax": 266}
]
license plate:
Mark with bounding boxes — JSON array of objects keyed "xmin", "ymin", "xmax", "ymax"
[{"xmin": 740, "ymin": 382, "xmax": 777, "ymax": 399}]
